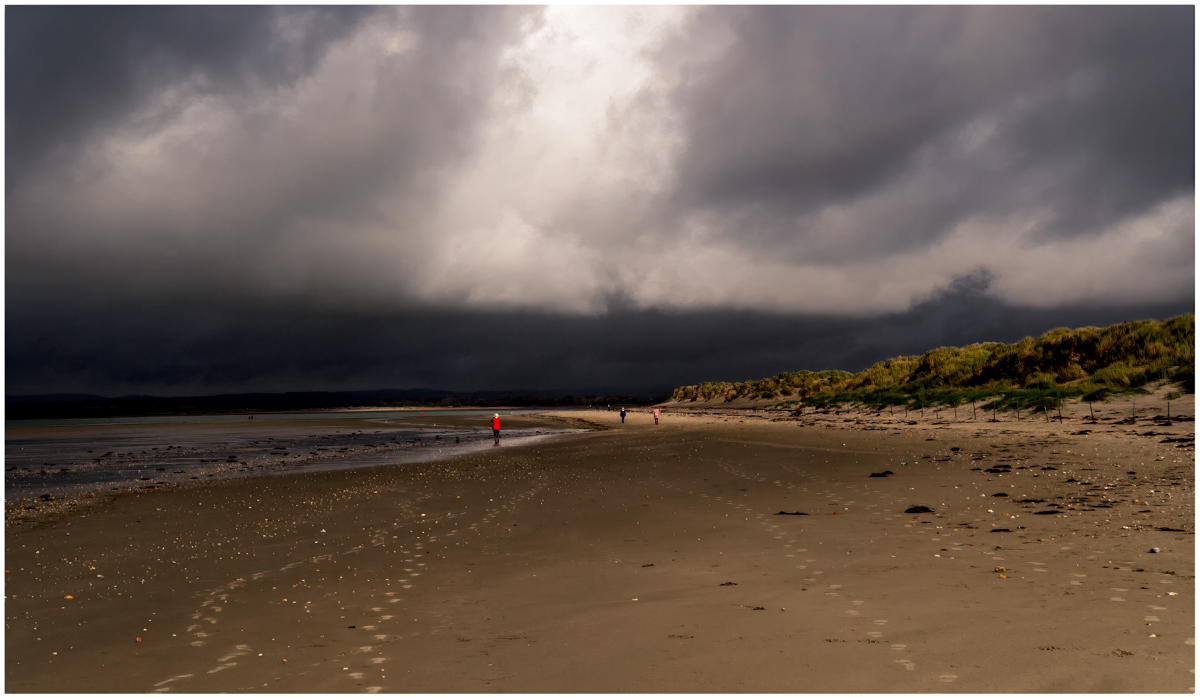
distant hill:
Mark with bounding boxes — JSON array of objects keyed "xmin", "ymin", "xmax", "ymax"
[
  {"xmin": 5, "ymin": 387, "xmax": 667, "ymax": 421},
  {"xmin": 668, "ymin": 314, "xmax": 1194, "ymax": 408}
]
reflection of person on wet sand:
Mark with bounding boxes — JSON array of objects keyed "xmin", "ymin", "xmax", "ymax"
[{"xmin": 492, "ymin": 413, "xmax": 501, "ymax": 445}]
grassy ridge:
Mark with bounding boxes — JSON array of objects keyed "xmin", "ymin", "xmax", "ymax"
[{"xmin": 669, "ymin": 314, "xmax": 1194, "ymax": 414}]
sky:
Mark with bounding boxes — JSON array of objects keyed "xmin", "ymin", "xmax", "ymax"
[{"xmin": 6, "ymin": 5, "xmax": 1195, "ymax": 398}]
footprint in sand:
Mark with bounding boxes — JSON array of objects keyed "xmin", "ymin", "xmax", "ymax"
[
  {"xmin": 152, "ymin": 674, "xmax": 195, "ymax": 692},
  {"xmin": 895, "ymin": 659, "xmax": 916, "ymax": 670},
  {"xmin": 874, "ymin": 620, "xmax": 888, "ymax": 625},
  {"xmin": 891, "ymin": 644, "xmax": 907, "ymax": 650},
  {"xmin": 365, "ymin": 687, "xmax": 382, "ymax": 694},
  {"xmin": 938, "ymin": 674, "xmax": 957, "ymax": 682}
]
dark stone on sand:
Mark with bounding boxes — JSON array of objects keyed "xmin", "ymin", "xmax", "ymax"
[
  {"xmin": 1034, "ymin": 510, "xmax": 1060, "ymax": 515},
  {"xmin": 719, "ymin": 581, "xmax": 737, "ymax": 586},
  {"xmin": 905, "ymin": 506, "xmax": 934, "ymax": 514},
  {"xmin": 992, "ymin": 492, "xmax": 1008, "ymax": 497},
  {"xmin": 775, "ymin": 511, "xmax": 809, "ymax": 515},
  {"xmin": 1041, "ymin": 466, "xmax": 1057, "ymax": 470},
  {"xmin": 990, "ymin": 528, "xmax": 1012, "ymax": 532},
  {"xmin": 1156, "ymin": 527, "xmax": 1188, "ymax": 533},
  {"xmin": 869, "ymin": 471, "xmax": 893, "ymax": 478}
]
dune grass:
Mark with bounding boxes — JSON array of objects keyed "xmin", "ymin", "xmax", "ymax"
[{"xmin": 669, "ymin": 314, "xmax": 1194, "ymax": 415}]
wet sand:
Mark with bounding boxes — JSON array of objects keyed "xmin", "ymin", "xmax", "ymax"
[
  {"xmin": 5, "ymin": 402, "xmax": 1193, "ymax": 692},
  {"xmin": 5, "ymin": 411, "xmax": 574, "ymax": 521}
]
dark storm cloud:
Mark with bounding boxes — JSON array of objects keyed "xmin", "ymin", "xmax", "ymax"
[
  {"xmin": 670, "ymin": 5, "xmax": 1193, "ymax": 258},
  {"xmin": 7, "ymin": 274, "xmax": 1192, "ymax": 398},
  {"xmin": 7, "ymin": 5, "xmax": 535, "ymax": 306},
  {"xmin": 6, "ymin": 5, "xmax": 379, "ymax": 187}
]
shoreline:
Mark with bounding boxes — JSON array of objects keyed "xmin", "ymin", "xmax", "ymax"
[
  {"xmin": 5, "ymin": 413, "xmax": 599, "ymax": 529},
  {"xmin": 5, "ymin": 405, "xmax": 1193, "ymax": 692}
]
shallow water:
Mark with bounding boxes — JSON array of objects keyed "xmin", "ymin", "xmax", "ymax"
[{"xmin": 5, "ymin": 408, "xmax": 581, "ymax": 500}]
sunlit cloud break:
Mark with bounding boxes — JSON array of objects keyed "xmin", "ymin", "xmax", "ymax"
[{"xmin": 8, "ymin": 6, "xmax": 1193, "ymax": 318}]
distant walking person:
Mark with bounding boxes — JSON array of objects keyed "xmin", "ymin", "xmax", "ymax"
[
  {"xmin": 653, "ymin": 408, "xmax": 660, "ymax": 425},
  {"xmin": 620, "ymin": 407, "xmax": 627, "ymax": 424},
  {"xmin": 492, "ymin": 413, "xmax": 501, "ymax": 445}
]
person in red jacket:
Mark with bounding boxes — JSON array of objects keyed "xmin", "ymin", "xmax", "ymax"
[{"xmin": 492, "ymin": 413, "xmax": 501, "ymax": 445}]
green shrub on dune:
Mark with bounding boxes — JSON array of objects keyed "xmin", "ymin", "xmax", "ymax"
[{"xmin": 668, "ymin": 315, "xmax": 1194, "ymax": 413}]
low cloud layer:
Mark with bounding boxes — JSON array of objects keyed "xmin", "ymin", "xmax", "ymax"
[
  {"xmin": 7, "ymin": 275, "xmax": 1191, "ymax": 398},
  {"xmin": 6, "ymin": 6, "xmax": 1194, "ymax": 395}
]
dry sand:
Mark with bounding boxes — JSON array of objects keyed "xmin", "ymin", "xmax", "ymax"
[{"xmin": 5, "ymin": 397, "xmax": 1194, "ymax": 692}]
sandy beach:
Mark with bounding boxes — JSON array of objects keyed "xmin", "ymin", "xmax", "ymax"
[{"xmin": 5, "ymin": 397, "xmax": 1194, "ymax": 692}]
